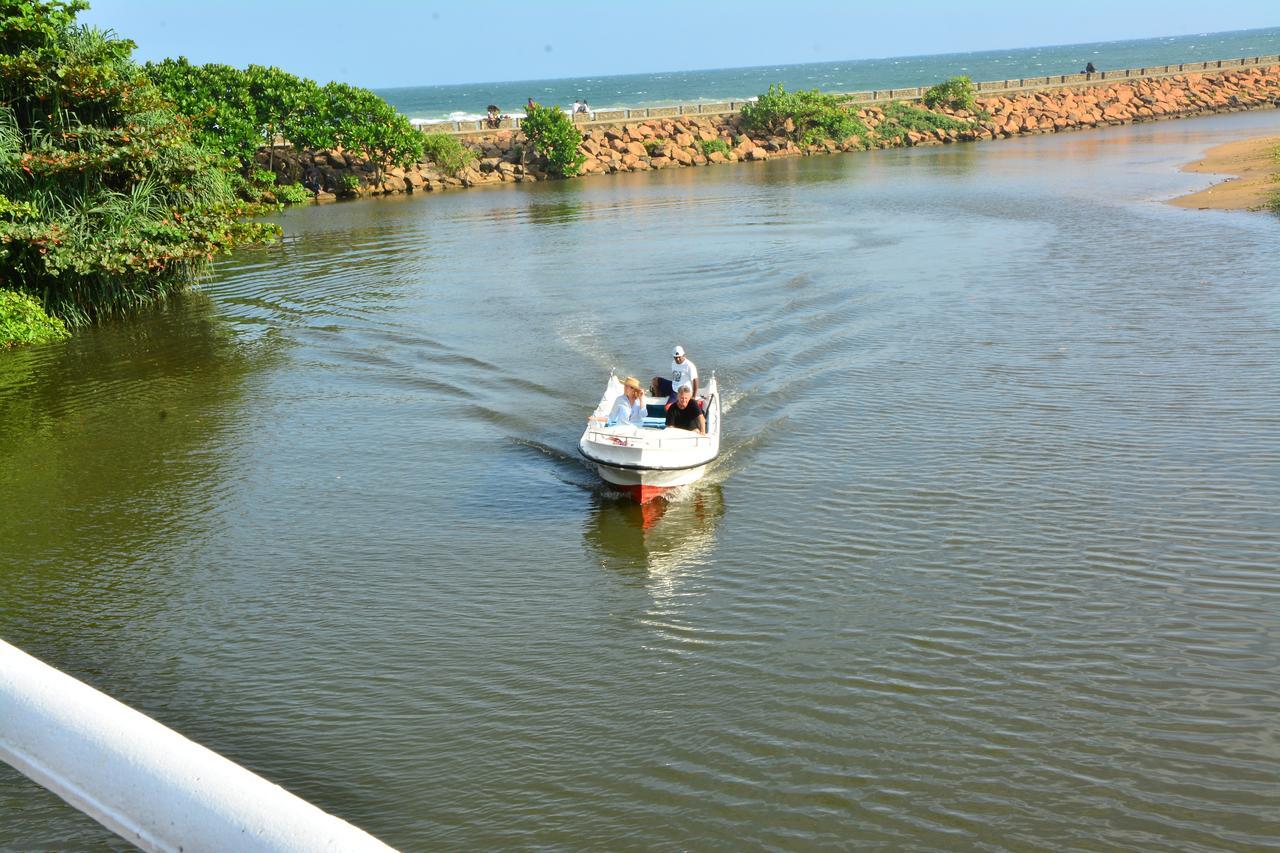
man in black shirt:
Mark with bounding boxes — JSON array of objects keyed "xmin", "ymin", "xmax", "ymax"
[{"xmin": 665, "ymin": 384, "xmax": 706, "ymax": 434}]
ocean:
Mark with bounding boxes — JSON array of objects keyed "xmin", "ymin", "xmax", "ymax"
[{"xmin": 376, "ymin": 26, "xmax": 1280, "ymax": 124}]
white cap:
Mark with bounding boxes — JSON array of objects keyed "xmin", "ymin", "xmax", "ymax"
[{"xmin": 672, "ymin": 345, "xmax": 685, "ymax": 357}]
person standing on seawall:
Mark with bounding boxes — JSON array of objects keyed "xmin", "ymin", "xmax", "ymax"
[{"xmin": 651, "ymin": 345, "xmax": 698, "ymax": 403}]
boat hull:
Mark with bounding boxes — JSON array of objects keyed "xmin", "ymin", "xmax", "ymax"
[{"xmin": 591, "ymin": 461, "xmax": 709, "ymax": 503}]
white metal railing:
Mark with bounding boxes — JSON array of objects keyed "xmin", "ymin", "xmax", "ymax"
[{"xmin": 0, "ymin": 639, "xmax": 395, "ymax": 852}]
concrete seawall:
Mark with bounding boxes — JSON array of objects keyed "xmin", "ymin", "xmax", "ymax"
[{"xmin": 258, "ymin": 59, "xmax": 1280, "ymax": 203}]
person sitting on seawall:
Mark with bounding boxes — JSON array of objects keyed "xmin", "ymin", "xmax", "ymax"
[
  {"xmin": 665, "ymin": 384, "xmax": 706, "ymax": 434},
  {"xmin": 651, "ymin": 345, "xmax": 698, "ymax": 404},
  {"xmin": 485, "ymin": 105, "xmax": 502, "ymax": 128},
  {"xmin": 607, "ymin": 376, "xmax": 647, "ymax": 427},
  {"xmin": 1084, "ymin": 62, "xmax": 1097, "ymax": 75}
]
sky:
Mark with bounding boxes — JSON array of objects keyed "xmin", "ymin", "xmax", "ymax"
[{"xmin": 79, "ymin": 1, "xmax": 1279, "ymax": 89}]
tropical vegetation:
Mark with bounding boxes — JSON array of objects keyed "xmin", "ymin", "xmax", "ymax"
[
  {"xmin": 144, "ymin": 59, "xmax": 423, "ymax": 187},
  {"xmin": 874, "ymin": 100, "xmax": 975, "ymax": 144},
  {"xmin": 922, "ymin": 76, "xmax": 978, "ymax": 113},
  {"xmin": 420, "ymin": 132, "xmax": 476, "ymax": 177},
  {"xmin": 0, "ymin": 0, "xmax": 277, "ymax": 335},
  {"xmin": 740, "ymin": 84, "xmax": 868, "ymax": 146},
  {"xmin": 520, "ymin": 102, "xmax": 585, "ymax": 177}
]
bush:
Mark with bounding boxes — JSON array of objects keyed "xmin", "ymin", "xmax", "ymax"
[
  {"xmin": 145, "ymin": 59, "xmax": 424, "ymax": 185},
  {"xmin": 341, "ymin": 173, "xmax": 361, "ymax": 192},
  {"xmin": 520, "ymin": 103, "xmax": 585, "ymax": 177},
  {"xmin": 922, "ymin": 76, "xmax": 978, "ymax": 113},
  {"xmin": 421, "ymin": 132, "xmax": 477, "ymax": 176},
  {"xmin": 740, "ymin": 84, "xmax": 868, "ymax": 146},
  {"xmin": 0, "ymin": 288, "xmax": 69, "ymax": 348},
  {"xmin": 876, "ymin": 101, "xmax": 975, "ymax": 143},
  {"xmin": 642, "ymin": 138, "xmax": 665, "ymax": 157},
  {"xmin": 0, "ymin": 1, "xmax": 277, "ymax": 327},
  {"xmin": 273, "ymin": 182, "xmax": 309, "ymax": 204},
  {"xmin": 699, "ymin": 138, "xmax": 731, "ymax": 157}
]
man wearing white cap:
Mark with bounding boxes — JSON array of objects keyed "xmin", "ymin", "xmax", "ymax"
[{"xmin": 651, "ymin": 345, "xmax": 698, "ymax": 403}]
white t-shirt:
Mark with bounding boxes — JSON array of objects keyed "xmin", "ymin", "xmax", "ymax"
[{"xmin": 671, "ymin": 358, "xmax": 697, "ymax": 393}]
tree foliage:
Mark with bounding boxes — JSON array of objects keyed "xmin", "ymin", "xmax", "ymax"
[
  {"xmin": 0, "ymin": 0, "xmax": 277, "ymax": 332},
  {"xmin": 740, "ymin": 85, "xmax": 868, "ymax": 146},
  {"xmin": 145, "ymin": 59, "xmax": 424, "ymax": 182},
  {"xmin": 520, "ymin": 102, "xmax": 585, "ymax": 177},
  {"xmin": 922, "ymin": 76, "xmax": 978, "ymax": 113}
]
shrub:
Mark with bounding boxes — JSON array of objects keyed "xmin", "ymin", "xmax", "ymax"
[
  {"xmin": 699, "ymin": 138, "xmax": 731, "ymax": 157},
  {"xmin": 922, "ymin": 76, "xmax": 978, "ymax": 113},
  {"xmin": 341, "ymin": 173, "xmax": 361, "ymax": 192},
  {"xmin": 520, "ymin": 102, "xmax": 585, "ymax": 177},
  {"xmin": 0, "ymin": 288, "xmax": 69, "ymax": 348},
  {"xmin": 145, "ymin": 59, "xmax": 424, "ymax": 184},
  {"xmin": 273, "ymin": 182, "xmax": 309, "ymax": 204},
  {"xmin": 0, "ymin": 2, "xmax": 277, "ymax": 327},
  {"xmin": 740, "ymin": 84, "xmax": 868, "ymax": 146},
  {"xmin": 875, "ymin": 101, "xmax": 975, "ymax": 143},
  {"xmin": 642, "ymin": 138, "xmax": 665, "ymax": 157},
  {"xmin": 421, "ymin": 132, "xmax": 477, "ymax": 176}
]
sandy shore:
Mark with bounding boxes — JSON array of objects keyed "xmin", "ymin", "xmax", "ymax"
[{"xmin": 1171, "ymin": 135, "xmax": 1280, "ymax": 210}]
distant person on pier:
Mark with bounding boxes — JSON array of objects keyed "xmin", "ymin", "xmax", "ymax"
[
  {"xmin": 486, "ymin": 105, "xmax": 502, "ymax": 128},
  {"xmin": 665, "ymin": 385, "xmax": 706, "ymax": 434},
  {"xmin": 576, "ymin": 99, "xmax": 590, "ymax": 114},
  {"xmin": 608, "ymin": 376, "xmax": 647, "ymax": 427},
  {"xmin": 1084, "ymin": 62, "xmax": 1097, "ymax": 75},
  {"xmin": 527, "ymin": 97, "xmax": 537, "ymax": 112},
  {"xmin": 651, "ymin": 345, "xmax": 698, "ymax": 403}
]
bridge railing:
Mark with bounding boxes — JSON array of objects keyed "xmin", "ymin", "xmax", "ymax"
[{"xmin": 0, "ymin": 639, "xmax": 394, "ymax": 852}]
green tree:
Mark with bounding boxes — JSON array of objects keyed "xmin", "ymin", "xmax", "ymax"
[
  {"xmin": 0, "ymin": 0, "xmax": 276, "ymax": 332},
  {"xmin": 520, "ymin": 102, "xmax": 585, "ymax": 177}
]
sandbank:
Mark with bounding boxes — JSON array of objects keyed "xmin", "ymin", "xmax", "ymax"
[{"xmin": 1171, "ymin": 134, "xmax": 1280, "ymax": 210}]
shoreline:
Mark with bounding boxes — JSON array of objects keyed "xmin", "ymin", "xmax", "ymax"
[
  {"xmin": 260, "ymin": 64, "xmax": 1280, "ymax": 204},
  {"xmin": 1170, "ymin": 135, "xmax": 1280, "ymax": 210}
]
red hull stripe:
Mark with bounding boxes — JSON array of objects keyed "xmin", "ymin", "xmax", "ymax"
[{"xmin": 618, "ymin": 483, "xmax": 669, "ymax": 504}]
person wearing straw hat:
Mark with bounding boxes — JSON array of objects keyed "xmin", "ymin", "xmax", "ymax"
[
  {"xmin": 651, "ymin": 345, "xmax": 698, "ymax": 403},
  {"xmin": 608, "ymin": 376, "xmax": 647, "ymax": 426}
]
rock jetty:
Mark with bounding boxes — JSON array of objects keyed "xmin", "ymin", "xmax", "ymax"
[{"xmin": 256, "ymin": 65, "xmax": 1280, "ymax": 201}]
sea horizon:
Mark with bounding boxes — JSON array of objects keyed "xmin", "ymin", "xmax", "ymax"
[{"xmin": 376, "ymin": 25, "xmax": 1280, "ymax": 124}]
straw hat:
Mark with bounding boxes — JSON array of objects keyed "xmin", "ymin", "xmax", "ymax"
[{"xmin": 621, "ymin": 376, "xmax": 644, "ymax": 393}]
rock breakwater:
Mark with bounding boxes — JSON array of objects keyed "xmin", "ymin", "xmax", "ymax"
[{"xmin": 257, "ymin": 65, "xmax": 1280, "ymax": 201}]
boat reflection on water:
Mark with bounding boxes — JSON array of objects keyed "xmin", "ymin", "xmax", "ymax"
[{"xmin": 583, "ymin": 482, "xmax": 725, "ymax": 586}]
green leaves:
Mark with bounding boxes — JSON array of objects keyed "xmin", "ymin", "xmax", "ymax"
[
  {"xmin": 520, "ymin": 103, "xmax": 585, "ymax": 177},
  {"xmin": 421, "ymin": 132, "xmax": 476, "ymax": 177},
  {"xmin": 0, "ymin": 0, "xmax": 279, "ymax": 339},
  {"xmin": 740, "ymin": 84, "xmax": 867, "ymax": 146},
  {"xmin": 922, "ymin": 77, "xmax": 978, "ymax": 113}
]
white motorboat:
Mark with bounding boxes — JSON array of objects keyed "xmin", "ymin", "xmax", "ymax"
[{"xmin": 578, "ymin": 373, "xmax": 721, "ymax": 503}]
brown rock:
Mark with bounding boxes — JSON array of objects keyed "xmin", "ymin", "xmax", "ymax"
[
  {"xmin": 747, "ymin": 148, "xmax": 768, "ymax": 161},
  {"xmin": 625, "ymin": 141, "xmax": 648, "ymax": 158}
]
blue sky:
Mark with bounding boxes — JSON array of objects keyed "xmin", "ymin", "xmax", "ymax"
[{"xmin": 80, "ymin": 1, "xmax": 1278, "ymax": 88}]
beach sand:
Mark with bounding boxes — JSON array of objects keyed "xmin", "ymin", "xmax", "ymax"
[{"xmin": 1171, "ymin": 135, "xmax": 1280, "ymax": 210}]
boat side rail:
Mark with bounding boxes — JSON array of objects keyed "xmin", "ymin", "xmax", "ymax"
[{"xmin": 582, "ymin": 426, "xmax": 714, "ymax": 450}]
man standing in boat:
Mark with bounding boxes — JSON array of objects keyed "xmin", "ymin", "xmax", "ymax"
[
  {"xmin": 608, "ymin": 376, "xmax": 647, "ymax": 426},
  {"xmin": 652, "ymin": 345, "xmax": 697, "ymax": 403}
]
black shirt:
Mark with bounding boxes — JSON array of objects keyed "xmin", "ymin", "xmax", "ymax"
[{"xmin": 665, "ymin": 399, "xmax": 703, "ymax": 431}]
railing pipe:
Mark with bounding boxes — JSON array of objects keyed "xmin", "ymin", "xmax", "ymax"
[{"xmin": 0, "ymin": 639, "xmax": 395, "ymax": 852}]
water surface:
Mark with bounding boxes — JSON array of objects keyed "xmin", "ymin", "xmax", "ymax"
[{"xmin": 2, "ymin": 110, "xmax": 1279, "ymax": 849}]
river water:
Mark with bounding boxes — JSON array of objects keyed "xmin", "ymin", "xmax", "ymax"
[{"xmin": 2, "ymin": 110, "xmax": 1279, "ymax": 849}]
